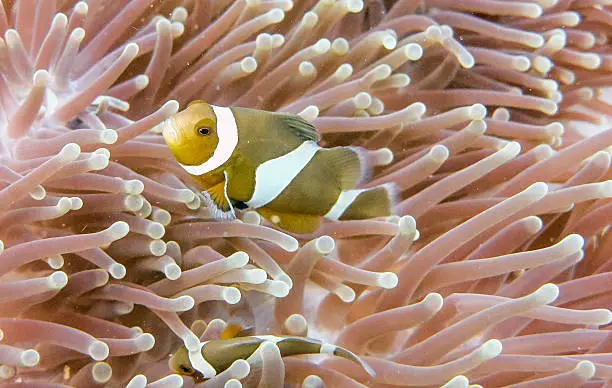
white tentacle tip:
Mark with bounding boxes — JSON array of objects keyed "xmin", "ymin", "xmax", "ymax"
[
  {"xmin": 398, "ymin": 215, "xmax": 416, "ymax": 235},
  {"xmin": 574, "ymin": 360, "xmax": 596, "ymax": 380},
  {"xmin": 404, "ymin": 43, "xmax": 423, "ymax": 60},
  {"xmin": 135, "ymin": 74, "xmax": 149, "ymax": 89},
  {"xmin": 174, "ymin": 295, "xmax": 195, "ymax": 311},
  {"xmin": 225, "ymin": 379, "xmax": 242, "ymax": 388},
  {"xmin": 283, "ymin": 236, "xmax": 299, "ymax": 252},
  {"xmin": 268, "ymin": 280, "xmax": 291, "ymax": 297},
  {"xmin": 75, "ymin": 1, "xmax": 89, "ymax": 14},
  {"xmin": 523, "ymin": 216, "xmax": 543, "ymax": 234},
  {"xmin": 501, "ymin": 141, "xmax": 521, "ymax": 158},
  {"xmin": 285, "ymin": 314, "xmax": 308, "ymax": 335},
  {"xmin": 469, "ymin": 104, "xmax": 487, "ymax": 120},
  {"xmin": 0, "ymin": 364, "xmax": 15, "ymax": 379},
  {"xmin": 442, "ymin": 375, "xmax": 469, "ymax": 388},
  {"xmin": 302, "ymin": 375, "xmax": 325, "ymax": 387},
  {"xmin": 123, "ymin": 42, "xmax": 140, "ymax": 58},
  {"xmin": 525, "ymin": 181, "xmax": 549, "ymax": 198},
  {"xmin": 378, "ymin": 272, "xmax": 398, "ymax": 289},
  {"xmin": 19, "ymin": 349, "xmax": 40, "ymax": 367},
  {"xmin": 229, "ymin": 359, "xmax": 250, "ymax": 379},
  {"xmin": 156, "ymin": 17, "xmax": 172, "ymax": 32},
  {"xmin": 479, "ymin": 339, "xmax": 502, "ymax": 360},
  {"xmin": 135, "ymin": 333, "xmax": 155, "ymax": 351},
  {"xmin": 99, "ymin": 129, "xmax": 118, "ymax": 144},
  {"xmin": 298, "ymin": 105, "xmax": 319, "ymax": 122},
  {"xmin": 88, "ymin": 341, "xmax": 110, "ymax": 361},
  {"xmin": 247, "ymin": 268, "xmax": 268, "ymax": 284},
  {"xmin": 92, "ymin": 362, "xmax": 112, "ymax": 384},
  {"xmin": 52, "ymin": 12, "xmax": 68, "ymax": 27},
  {"xmin": 314, "ymin": 38, "xmax": 331, "ymax": 54},
  {"xmin": 409, "ymin": 101, "xmax": 426, "ymax": 116},
  {"xmin": 108, "ymin": 221, "xmax": 130, "ymax": 239},
  {"xmin": 375, "ymin": 148, "xmax": 394, "ymax": 165},
  {"xmin": 59, "ymin": 143, "xmax": 81, "ymax": 161},
  {"xmin": 47, "ymin": 271, "xmax": 69, "ymax": 290},
  {"xmin": 228, "ymin": 251, "xmax": 250, "ymax": 268},
  {"xmin": 223, "ymin": 287, "xmax": 241, "ymax": 304},
  {"xmin": 277, "ymin": 273, "xmax": 293, "ymax": 288},
  {"xmin": 429, "ymin": 145, "xmax": 450, "ymax": 163},
  {"xmin": 241, "ymin": 56, "xmax": 257, "ymax": 73},
  {"xmin": 152, "ymin": 374, "xmax": 184, "ymax": 387},
  {"xmin": 163, "ymin": 99, "xmax": 180, "ymax": 115},
  {"xmin": 126, "ymin": 374, "xmax": 147, "ymax": 388},
  {"xmin": 108, "ymin": 263, "xmax": 126, "ymax": 279},
  {"xmin": 468, "ymin": 120, "xmax": 487, "ymax": 135},
  {"xmin": 423, "ymin": 292, "xmax": 444, "ymax": 312},
  {"xmin": 267, "ymin": 8, "xmax": 285, "ymax": 23},
  {"xmin": 33, "ymin": 70, "xmax": 50, "ymax": 87},
  {"xmin": 533, "ymin": 283, "xmax": 559, "ymax": 305},
  {"xmin": 599, "ymin": 180, "xmax": 612, "ymax": 197},
  {"xmin": 315, "ymin": 235, "xmax": 335, "ymax": 254},
  {"xmin": 559, "ymin": 234, "xmax": 585, "ymax": 252}
]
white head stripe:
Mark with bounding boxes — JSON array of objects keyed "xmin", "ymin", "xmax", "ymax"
[
  {"xmin": 188, "ymin": 343, "xmax": 217, "ymax": 378},
  {"xmin": 179, "ymin": 105, "xmax": 239, "ymax": 176},
  {"xmin": 324, "ymin": 189, "xmax": 365, "ymax": 220},
  {"xmin": 246, "ymin": 141, "xmax": 320, "ymax": 208}
]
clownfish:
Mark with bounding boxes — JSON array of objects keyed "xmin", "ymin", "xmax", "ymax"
[
  {"xmin": 168, "ymin": 335, "xmax": 375, "ymax": 382},
  {"xmin": 160, "ymin": 101, "xmax": 396, "ymax": 234}
]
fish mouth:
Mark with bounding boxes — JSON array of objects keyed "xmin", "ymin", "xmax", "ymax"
[{"xmin": 160, "ymin": 119, "xmax": 179, "ymax": 146}]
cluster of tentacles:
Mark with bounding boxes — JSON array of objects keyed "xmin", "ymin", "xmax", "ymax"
[{"xmin": 0, "ymin": 0, "xmax": 611, "ymax": 387}]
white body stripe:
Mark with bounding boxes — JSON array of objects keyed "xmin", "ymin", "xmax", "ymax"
[
  {"xmin": 320, "ymin": 343, "xmax": 336, "ymax": 356},
  {"xmin": 253, "ymin": 335, "xmax": 284, "ymax": 343},
  {"xmin": 179, "ymin": 105, "xmax": 239, "ymax": 176},
  {"xmin": 324, "ymin": 189, "xmax": 366, "ymax": 220},
  {"xmin": 246, "ymin": 141, "xmax": 320, "ymax": 208}
]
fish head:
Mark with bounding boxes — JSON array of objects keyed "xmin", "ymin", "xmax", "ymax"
[
  {"xmin": 168, "ymin": 344, "xmax": 206, "ymax": 381},
  {"xmin": 161, "ymin": 100, "xmax": 219, "ymax": 166}
]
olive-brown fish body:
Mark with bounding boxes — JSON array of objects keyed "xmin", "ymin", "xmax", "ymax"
[
  {"xmin": 162, "ymin": 101, "xmax": 396, "ymax": 233},
  {"xmin": 169, "ymin": 335, "xmax": 375, "ymax": 381}
]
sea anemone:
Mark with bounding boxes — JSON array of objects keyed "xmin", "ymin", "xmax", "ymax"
[{"xmin": 1, "ymin": 0, "xmax": 611, "ymax": 387}]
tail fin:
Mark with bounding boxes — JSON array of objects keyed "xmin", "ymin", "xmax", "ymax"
[
  {"xmin": 330, "ymin": 345, "xmax": 376, "ymax": 378},
  {"xmin": 324, "ymin": 183, "xmax": 398, "ymax": 221},
  {"xmin": 275, "ymin": 337, "xmax": 376, "ymax": 378},
  {"xmin": 319, "ymin": 146, "xmax": 394, "ymax": 191},
  {"xmin": 348, "ymin": 146, "xmax": 394, "ymax": 188}
]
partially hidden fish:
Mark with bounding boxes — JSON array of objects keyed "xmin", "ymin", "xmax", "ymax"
[
  {"xmin": 160, "ymin": 101, "xmax": 397, "ymax": 234},
  {"xmin": 168, "ymin": 335, "xmax": 375, "ymax": 382}
]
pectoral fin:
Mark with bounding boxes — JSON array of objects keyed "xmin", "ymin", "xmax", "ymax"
[
  {"xmin": 258, "ymin": 207, "xmax": 321, "ymax": 234},
  {"xmin": 203, "ymin": 171, "xmax": 235, "ymax": 220}
]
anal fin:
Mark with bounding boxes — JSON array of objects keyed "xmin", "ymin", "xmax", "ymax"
[{"xmin": 258, "ymin": 207, "xmax": 322, "ymax": 234}]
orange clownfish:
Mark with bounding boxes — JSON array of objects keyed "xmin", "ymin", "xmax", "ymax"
[{"xmin": 160, "ymin": 101, "xmax": 396, "ymax": 234}]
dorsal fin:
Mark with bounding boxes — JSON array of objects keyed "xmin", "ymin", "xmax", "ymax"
[{"xmin": 277, "ymin": 114, "xmax": 321, "ymax": 142}]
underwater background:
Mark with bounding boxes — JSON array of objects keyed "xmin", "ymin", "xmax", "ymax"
[{"xmin": 0, "ymin": 0, "xmax": 612, "ymax": 386}]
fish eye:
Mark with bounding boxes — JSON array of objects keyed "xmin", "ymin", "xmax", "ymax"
[
  {"xmin": 179, "ymin": 365, "xmax": 194, "ymax": 374},
  {"xmin": 197, "ymin": 126, "xmax": 210, "ymax": 136}
]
